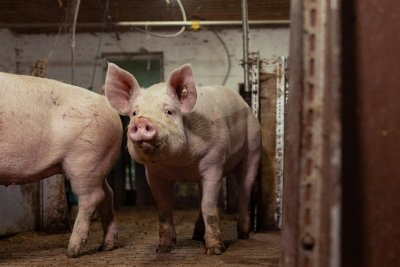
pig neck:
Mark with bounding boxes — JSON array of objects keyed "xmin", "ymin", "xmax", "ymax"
[{"xmin": 181, "ymin": 110, "xmax": 223, "ymax": 162}]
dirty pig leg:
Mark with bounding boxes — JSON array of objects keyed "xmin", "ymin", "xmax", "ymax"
[
  {"xmin": 98, "ymin": 180, "xmax": 118, "ymax": 251},
  {"xmin": 237, "ymin": 151, "xmax": 260, "ymax": 239},
  {"xmin": 192, "ymin": 183, "xmax": 205, "ymax": 241},
  {"xmin": 67, "ymin": 186, "xmax": 105, "ymax": 257},
  {"xmin": 147, "ymin": 174, "xmax": 176, "ymax": 253},
  {"xmin": 201, "ymin": 171, "xmax": 225, "ymax": 255}
]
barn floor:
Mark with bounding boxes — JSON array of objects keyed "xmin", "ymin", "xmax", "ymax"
[{"xmin": 0, "ymin": 207, "xmax": 280, "ymax": 266}]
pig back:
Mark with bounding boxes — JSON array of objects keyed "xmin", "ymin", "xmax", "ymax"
[
  {"xmin": 183, "ymin": 85, "xmax": 259, "ymax": 168},
  {"xmin": 0, "ymin": 72, "xmax": 121, "ymax": 182}
]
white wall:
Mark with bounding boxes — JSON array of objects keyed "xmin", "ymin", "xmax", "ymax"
[
  {"xmin": 0, "ymin": 27, "xmax": 289, "ymax": 92},
  {"xmin": 0, "ymin": 29, "xmax": 17, "ymax": 72},
  {"xmin": 0, "ymin": 29, "xmax": 39, "ymax": 236}
]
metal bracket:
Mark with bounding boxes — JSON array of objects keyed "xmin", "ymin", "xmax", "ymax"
[{"xmin": 249, "ymin": 52, "xmax": 260, "ymax": 118}]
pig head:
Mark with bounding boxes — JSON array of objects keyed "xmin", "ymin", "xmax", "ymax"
[
  {"xmin": 0, "ymin": 72, "xmax": 122, "ymax": 257},
  {"xmin": 105, "ymin": 63, "xmax": 261, "ymax": 255}
]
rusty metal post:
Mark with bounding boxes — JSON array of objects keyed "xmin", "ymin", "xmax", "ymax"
[
  {"xmin": 297, "ymin": 0, "xmax": 342, "ymax": 266},
  {"xmin": 282, "ymin": 0, "xmax": 342, "ymax": 266},
  {"xmin": 297, "ymin": 0, "xmax": 327, "ymax": 264},
  {"xmin": 281, "ymin": 0, "xmax": 303, "ymax": 265}
]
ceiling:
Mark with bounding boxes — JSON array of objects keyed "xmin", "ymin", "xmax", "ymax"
[{"xmin": 0, "ymin": 0, "xmax": 290, "ymax": 33}]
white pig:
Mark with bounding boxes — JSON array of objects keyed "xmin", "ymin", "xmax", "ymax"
[
  {"xmin": 105, "ymin": 63, "xmax": 261, "ymax": 255},
  {"xmin": 0, "ymin": 72, "xmax": 122, "ymax": 257}
]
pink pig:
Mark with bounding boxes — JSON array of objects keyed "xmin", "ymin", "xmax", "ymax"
[
  {"xmin": 105, "ymin": 63, "xmax": 261, "ymax": 255},
  {"xmin": 0, "ymin": 72, "xmax": 122, "ymax": 257}
]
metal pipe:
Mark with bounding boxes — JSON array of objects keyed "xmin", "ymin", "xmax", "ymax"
[
  {"xmin": 0, "ymin": 20, "xmax": 290, "ymax": 29},
  {"xmin": 70, "ymin": 0, "xmax": 81, "ymax": 85},
  {"xmin": 242, "ymin": 0, "xmax": 250, "ymax": 92}
]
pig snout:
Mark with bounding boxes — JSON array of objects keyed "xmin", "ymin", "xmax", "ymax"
[{"xmin": 129, "ymin": 117, "xmax": 157, "ymax": 142}]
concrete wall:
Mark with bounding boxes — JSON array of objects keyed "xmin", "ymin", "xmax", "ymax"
[
  {"xmin": 0, "ymin": 30, "xmax": 40, "ymax": 236},
  {"xmin": 0, "ymin": 29, "xmax": 17, "ymax": 73},
  {"xmin": 0, "ymin": 184, "xmax": 39, "ymax": 235},
  {"xmin": 0, "ymin": 28, "xmax": 289, "ymax": 92}
]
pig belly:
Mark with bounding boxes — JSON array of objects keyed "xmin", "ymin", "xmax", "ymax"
[
  {"xmin": 0, "ymin": 164, "xmax": 63, "ymax": 186},
  {"xmin": 147, "ymin": 163, "xmax": 203, "ymax": 182},
  {"xmin": 0, "ymin": 112, "xmax": 64, "ymax": 185},
  {"xmin": 147, "ymin": 152, "xmax": 244, "ymax": 182}
]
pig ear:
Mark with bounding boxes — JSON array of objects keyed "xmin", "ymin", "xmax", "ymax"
[
  {"xmin": 166, "ymin": 64, "xmax": 197, "ymax": 113},
  {"xmin": 105, "ymin": 62, "xmax": 140, "ymax": 115}
]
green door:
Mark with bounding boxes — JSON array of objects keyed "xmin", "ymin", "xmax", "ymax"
[{"xmin": 111, "ymin": 56, "xmax": 163, "ymax": 88}]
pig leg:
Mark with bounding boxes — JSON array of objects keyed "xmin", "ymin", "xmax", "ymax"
[
  {"xmin": 98, "ymin": 180, "xmax": 118, "ymax": 251},
  {"xmin": 67, "ymin": 181, "xmax": 105, "ymax": 257},
  {"xmin": 63, "ymin": 154, "xmax": 111, "ymax": 257},
  {"xmin": 147, "ymin": 174, "xmax": 176, "ymax": 253},
  {"xmin": 200, "ymin": 169, "xmax": 225, "ymax": 255},
  {"xmin": 236, "ymin": 150, "xmax": 260, "ymax": 239}
]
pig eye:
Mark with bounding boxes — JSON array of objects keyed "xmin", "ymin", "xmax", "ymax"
[
  {"xmin": 165, "ymin": 109, "xmax": 173, "ymax": 115},
  {"xmin": 132, "ymin": 111, "xmax": 137, "ymax": 116}
]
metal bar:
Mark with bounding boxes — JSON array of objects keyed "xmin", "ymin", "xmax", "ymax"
[
  {"xmin": 0, "ymin": 20, "xmax": 290, "ymax": 29},
  {"xmin": 250, "ymin": 52, "xmax": 260, "ymax": 118},
  {"xmin": 274, "ymin": 56, "xmax": 287, "ymax": 229},
  {"xmin": 70, "ymin": 0, "xmax": 81, "ymax": 85},
  {"xmin": 281, "ymin": 0, "xmax": 303, "ymax": 265},
  {"xmin": 242, "ymin": 0, "xmax": 250, "ymax": 92},
  {"xmin": 298, "ymin": 0, "xmax": 330, "ymax": 266}
]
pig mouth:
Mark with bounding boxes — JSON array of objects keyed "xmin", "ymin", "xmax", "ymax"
[{"xmin": 135, "ymin": 140, "xmax": 161, "ymax": 154}]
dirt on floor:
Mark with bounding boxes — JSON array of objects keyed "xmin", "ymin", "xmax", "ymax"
[{"xmin": 0, "ymin": 207, "xmax": 281, "ymax": 266}]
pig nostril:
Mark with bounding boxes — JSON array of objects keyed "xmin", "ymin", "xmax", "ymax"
[
  {"xmin": 133, "ymin": 126, "xmax": 138, "ymax": 132},
  {"xmin": 146, "ymin": 125, "xmax": 152, "ymax": 132}
]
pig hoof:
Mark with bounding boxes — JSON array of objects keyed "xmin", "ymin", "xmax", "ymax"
[
  {"xmin": 99, "ymin": 242, "xmax": 114, "ymax": 251},
  {"xmin": 205, "ymin": 246, "xmax": 224, "ymax": 255},
  {"xmin": 156, "ymin": 245, "xmax": 172, "ymax": 253},
  {"xmin": 67, "ymin": 249, "xmax": 84, "ymax": 258}
]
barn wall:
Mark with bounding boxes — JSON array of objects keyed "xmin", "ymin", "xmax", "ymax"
[
  {"xmin": 0, "ymin": 28, "xmax": 289, "ymax": 92},
  {"xmin": 0, "ymin": 184, "xmax": 39, "ymax": 235},
  {"xmin": 0, "ymin": 29, "xmax": 16, "ymax": 72},
  {"xmin": 0, "ymin": 29, "xmax": 40, "ymax": 235}
]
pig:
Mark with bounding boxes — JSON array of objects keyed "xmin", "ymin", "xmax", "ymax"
[
  {"xmin": 105, "ymin": 63, "xmax": 261, "ymax": 255},
  {"xmin": 0, "ymin": 72, "xmax": 122, "ymax": 257}
]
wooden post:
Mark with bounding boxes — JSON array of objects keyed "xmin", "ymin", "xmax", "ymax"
[{"xmin": 257, "ymin": 71, "xmax": 278, "ymax": 230}]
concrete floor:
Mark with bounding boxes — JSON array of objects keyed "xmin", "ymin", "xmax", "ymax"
[{"xmin": 0, "ymin": 207, "xmax": 281, "ymax": 266}]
